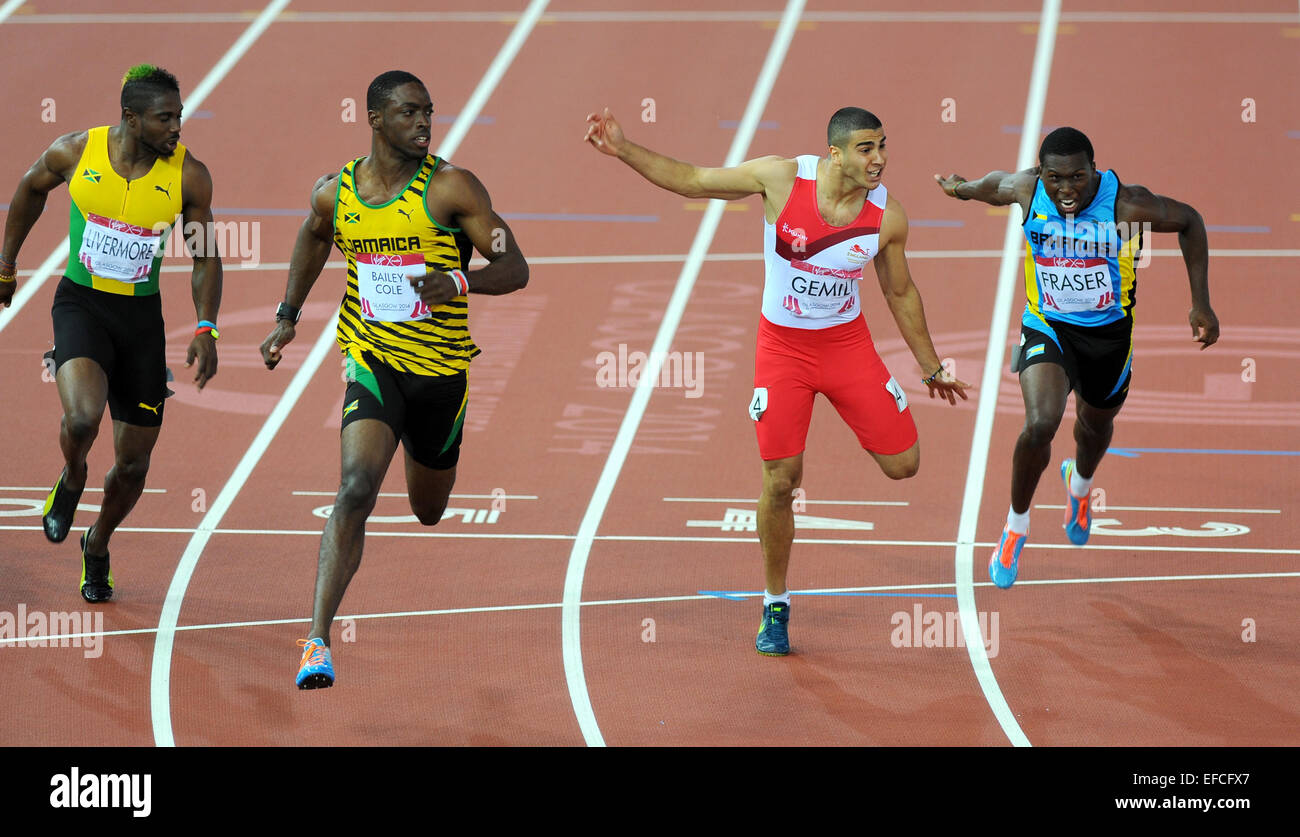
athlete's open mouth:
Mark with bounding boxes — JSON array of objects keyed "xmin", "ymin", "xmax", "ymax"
[
  {"xmin": 413, "ymin": 135, "xmax": 429, "ymax": 147},
  {"xmin": 1058, "ymin": 196, "xmax": 1078, "ymax": 212}
]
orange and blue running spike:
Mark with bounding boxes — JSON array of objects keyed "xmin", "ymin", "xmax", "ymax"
[
  {"xmin": 1061, "ymin": 459, "xmax": 1092, "ymax": 545},
  {"xmin": 296, "ymin": 638, "xmax": 334, "ymax": 689},
  {"xmin": 989, "ymin": 524, "xmax": 1026, "ymax": 589}
]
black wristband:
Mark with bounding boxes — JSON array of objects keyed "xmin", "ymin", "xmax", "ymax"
[
  {"xmin": 276, "ymin": 302, "xmax": 301, "ymax": 324},
  {"xmin": 922, "ymin": 366, "xmax": 944, "ymax": 385}
]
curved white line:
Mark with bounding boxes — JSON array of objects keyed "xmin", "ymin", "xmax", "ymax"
[
  {"xmin": 147, "ymin": 0, "xmax": 548, "ymax": 747},
  {"xmin": 954, "ymin": 0, "xmax": 1061, "ymax": 748},
  {"xmin": 560, "ymin": 0, "xmax": 807, "ymax": 747}
]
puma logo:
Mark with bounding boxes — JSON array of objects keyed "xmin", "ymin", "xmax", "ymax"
[
  {"xmin": 137, "ymin": 400, "xmax": 163, "ymax": 416},
  {"xmin": 154, "ymin": 184, "xmax": 172, "ymax": 199},
  {"xmin": 396, "ymin": 208, "xmax": 413, "ymax": 222}
]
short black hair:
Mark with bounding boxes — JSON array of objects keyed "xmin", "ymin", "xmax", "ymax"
[
  {"xmin": 367, "ymin": 70, "xmax": 425, "ymax": 113},
  {"xmin": 120, "ymin": 64, "xmax": 180, "ymax": 115},
  {"xmin": 827, "ymin": 107, "xmax": 882, "ymax": 149},
  {"xmin": 1039, "ymin": 127, "xmax": 1094, "ymax": 165}
]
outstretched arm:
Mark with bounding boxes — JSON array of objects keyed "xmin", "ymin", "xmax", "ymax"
[
  {"xmin": 1118, "ymin": 184, "xmax": 1217, "ymax": 350},
  {"xmin": 259, "ymin": 174, "xmax": 337, "ymax": 370},
  {"xmin": 181, "ymin": 153, "xmax": 222, "ymax": 389},
  {"xmin": 874, "ymin": 197, "xmax": 971, "ymax": 405},
  {"xmin": 0, "ymin": 132, "xmax": 83, "ymax": 307},
  {"xmin": 585, "ymin": 107, "xmax": 787, "ymax": 200},
  {"xmin": 934, "ymin": 167, "xmax": 1038, "ymax": 212}
]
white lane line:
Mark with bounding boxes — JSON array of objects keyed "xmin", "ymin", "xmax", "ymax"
[
  {"xmin": 1035, "ymin": 504, "xmax": 1280, "ymax": 514},
  {"xmin": 150, "ymin": 0, "xmax": 547, "ymax": 745},
  {"xmin": 0, "ymin": 1, "xmax": 25, "ymax": 23},
  {"xmin": 4, "ymin": 525, "xmax": 1298, "ymax": 554},
  {"xmin": 147, "ymin": 0, "xmax": 296, "ymax": 748},
  {"xmin": 6, "ymin": 11, "xmax": 1294, "ymax": 25},
  {"xmin": 290, "ymin": 491, "xmax": 538, "ymax": 499},
  {"xmin": 953, "ymin": 0, "xmax": 1060, "ymax": 749},
  {"xmin": 561, "ymin": 0, "xmax": 806, "ymax": 749},
  {"xmin": 147, "ymin": 0, "xmax": 548, "ymax": 748},
  {"xmin": 439, "ymin": 0, "xmax": 548, "ymax": 158},
  {"xmin": 0, "ymin": 0, "xmax": 293, "ymax": 337},
  {"xmin": 663, "ymin": 497, "xmax": 908, "ymax": 506},
  {"xmin": 8, "ymin": 569, "xmax": 1295, "ymax": 648}
]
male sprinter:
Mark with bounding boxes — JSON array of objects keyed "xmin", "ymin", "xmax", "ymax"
[
  {"xmin": 1, "ymin": 65, "xmax": 221, "ymax": 602},
  {"xmin": 586, "ymin": 106, "xmax": 969, "ymax": 656},
  {"xmin": 935, "ymin": 127, "xmax": 1218, "ymax": 588},
  {"xmin": 261, "ymin": 71, "xmax": 528, "ymax": 689}
]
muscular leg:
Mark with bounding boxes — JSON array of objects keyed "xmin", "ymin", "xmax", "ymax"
[
  {"xmin": 308, "ymin": 419, "xmax": 398, "ymax": 644},
  {"xmin": 84, "ymin": 421, "xmax": 161, "ymax": 555},
  {"xmin": 757, "ymin": 454, "xmax": 802, "ymax": 596},
  {"xmin": 54, "ymin": 358, "xmax": 109, "ymax": 495},
  {"xmin": 1073, "ymin": 399, "xmax": 1123, "ymax": 481},
  {"xmin": 405, "ymin": 451, "xmax": 456, "ymax": 526},
  {"xmin": 1011, "ymin": 363, "xmax": 1071, "ymax": 513},
  {"xmin": 870, "ymin": 440, "xmax": 920, "ymax": 481}
]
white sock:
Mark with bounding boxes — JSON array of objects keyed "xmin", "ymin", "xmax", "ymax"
[
  {"xmin": 1007, "ymin": 506, "xmax": 1030, "ymax": 534},
  {"xmin": 1070, "ymin": 465, "xmax": 1093, "ymax": 499},
  {"xmin": 763, "ymin": 590, "xmax": 791, "ymax": 607}
]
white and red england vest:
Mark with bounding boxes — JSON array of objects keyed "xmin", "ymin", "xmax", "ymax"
[{"xmin": 761, "ymin": 155, "xmax": 887, "ymax": 329}]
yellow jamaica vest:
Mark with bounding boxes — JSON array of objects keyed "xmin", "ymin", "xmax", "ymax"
[
  {"xmin": 65, "ymin": 126, "xmax": 185, "ymax": 296},
  {"xmin": 332, "ymin": 154, "xmax": 478, "ymax": 377}
]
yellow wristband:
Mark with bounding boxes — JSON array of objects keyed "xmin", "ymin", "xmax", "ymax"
[{"xmin": 0, "ymin": 274, "xmax": 16, "ymax": 284}]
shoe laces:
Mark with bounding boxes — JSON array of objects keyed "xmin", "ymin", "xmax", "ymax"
[
  {"xmin": 1074, "ymin": 491, "xmax": 1091, "ymax": 525},
  {"xmin": 297, "ymin": 638, "xmax": 329, "ymax": 667}
]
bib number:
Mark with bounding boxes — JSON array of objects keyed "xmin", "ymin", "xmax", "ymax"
[
  {"xmin": 885, "ymin": 377, "xmax": 908, "ymax": 413},
  {"xmin": 355, "ymin": 253, "xmax": 429, "ymax": 322},
  {"xmin": 78, "ymin": 213, "xmax": 162, "ymax": 282},
  {"xmin": 1035, "ymin": 257, "xmax": 1114, "ymax": 313}
]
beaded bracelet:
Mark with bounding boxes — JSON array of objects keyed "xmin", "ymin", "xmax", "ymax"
[{"xmin": 922, "ymin": 366, "xmax": 944, "ymax": 385}]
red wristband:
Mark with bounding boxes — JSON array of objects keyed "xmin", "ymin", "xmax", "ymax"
[{"xmin": 449, "ymin": 269, "xmax": 469, "ymax": 296}]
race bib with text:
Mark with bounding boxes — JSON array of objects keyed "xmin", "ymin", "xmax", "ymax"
[
  {"xmin": 355, "ymin": 252, "xmax": 430, "ymax": 322},
  {"xmin": 1034, "ymin": 256, "xmax": 1115, "ymax": 313},
  {"xmin": 78, "ymin": 213, "xmax": 162, "ymax": 282}
]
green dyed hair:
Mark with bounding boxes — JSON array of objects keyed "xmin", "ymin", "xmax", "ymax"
[{"xmin": 120, "ymin": 64, "xmax": 180, "ymax": 114}]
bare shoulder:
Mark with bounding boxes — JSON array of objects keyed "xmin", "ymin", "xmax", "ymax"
[
  {"xmin": 42, "ymin": 130, "xmax": 90, "ymax": 176},
  {"xmin": 181, "ymin": 150, "xmax": 213, "ymax": 185},
  {"xmin": 310, "ymin": 171, "xmax": 340, "ymax": 215},
  {"xmin": 1116, "ymin": 181, "xmax": 1162, "ymax": 209},
  {"xmin": 1114, "ymin": 181, "xmax": 1193, "ymax": 225},
  {"xmin": 749, "ymin": 155, "xmax": 797, "ymax": 187},
  {"xmin": 428, "ymin": 160, "xmax": 491, "ymax": 215},
  {"xmin": 880, "ymin": 191, "xmax": 910, "ymax": 245}
]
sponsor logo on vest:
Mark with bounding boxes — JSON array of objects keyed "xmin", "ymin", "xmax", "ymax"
[
  {"xmin": 790, "ymin": 259, "xmax": 862, "ymax": 281},
  {"xmin": 348, "ymin": 236, "xmax": 422, "ymax": 254},
  {"xmin": 846, "ymin": 243, "xmax": 872, "ymax": 264}
]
